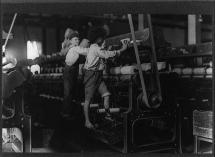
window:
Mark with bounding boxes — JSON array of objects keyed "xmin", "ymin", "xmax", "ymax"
[
  {"xmin": 27, "ymin": 41, "xmax": 42, "ymax": 59},
  {"xmin": 27, "ymin": 41, "xmax": 42, "ymax": 74}
]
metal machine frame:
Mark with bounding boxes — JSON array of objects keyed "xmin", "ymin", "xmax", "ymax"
[{"xmin": 2, "ymin": 88, "xmax": 32, "ymax": 152}]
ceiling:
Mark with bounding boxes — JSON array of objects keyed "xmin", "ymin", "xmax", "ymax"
[
  {"xmin": 1, "ymin": 0, "xmax": 213, "ymax": 37},
  {"xmin": 2, "ymin": 0, "xmax": 214, "ymax": 15}
]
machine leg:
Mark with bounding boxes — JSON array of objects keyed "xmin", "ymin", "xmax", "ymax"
[
  {"xmin": 22, "ymin": 116, "xmax": 32, "ymax": 152},
  {"xmin": 122, "ymin": 114, "xmax": 128, "ymax": 153},
  {"xmin": 194, "ymin": 136, "xmax": 198, "ymax": 154},
  {"xmin": 177, "ymin": 103, "xmax": 183, "ymax": 154}
]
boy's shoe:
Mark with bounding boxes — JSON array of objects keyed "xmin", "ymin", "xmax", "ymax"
[
  {"xmin": 104, "ymin": 109, "xmax": 114, "ymax": 121},
  {"xmin": 85, "ymin": 121, "xmax": 94, "ymax": 129}
]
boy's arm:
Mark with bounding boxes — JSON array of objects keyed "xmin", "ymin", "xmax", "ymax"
[
  {"xmin": 59, "ymin": 47, "xmax": 69, "ymax": 56},
  {"xmin": 59, "ymin": 40, "xmax": 71, "ymax": 56},
  {"xmin": 74, "ymin": 47, "xmax": 89, "ymax": 56},
  {"xmin": 96, "ymin": 41, "xmax": 128, "ymax": 59},
  {"xmin": 96, "ymin": 48, "xmax": 120, "ymax": 59}
]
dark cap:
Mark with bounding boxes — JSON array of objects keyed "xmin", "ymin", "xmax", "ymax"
[{"xmin": 87, "ymin": 26, "xmax": 107, "ymax": 44}]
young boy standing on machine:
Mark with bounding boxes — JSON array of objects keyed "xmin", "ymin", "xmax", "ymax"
[{"xmin": 83, "ymin": 27, "xmax": 128, "ymax": 129}]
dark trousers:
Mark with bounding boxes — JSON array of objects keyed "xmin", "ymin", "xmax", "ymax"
[{"xmin": 62, "ymin": 65, "xmax": 78, "ymax": 114}]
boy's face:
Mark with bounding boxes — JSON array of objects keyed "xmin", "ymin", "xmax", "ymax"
[
  {"xmin": 97, "ymin": 37, "xmax": 105, "ymax": 47},
  {"xmin": 70, "ymin": 37, "xmax": 79, "ymax": 46}
]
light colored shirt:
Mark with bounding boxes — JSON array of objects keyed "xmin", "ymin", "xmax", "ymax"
[
  {"xmin": 84, "ymin": 44, "xmax": 119, "ymax": 71},
  {"xmin": 65, "ymin": 46, "xmax": 89, "ymax": 66}
]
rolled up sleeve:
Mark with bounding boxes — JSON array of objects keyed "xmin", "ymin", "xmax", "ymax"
[
  {"xmin": 65, "ymin": 49, "xmax": 79, "ymax": 66},
  {"xmin": 96, "ymin": 47, "xmax": 117, "ymax": 59},
  {"xmin": 74, "ymin": 47, "xmax": 89, "ymax": 56}
]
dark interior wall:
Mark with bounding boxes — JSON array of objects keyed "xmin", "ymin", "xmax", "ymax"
[
  {"xmin": 5, "ymin": 25, "xmax": 27, "ymax": 60},
  {"xmin": 201, "ymin": 24, "xmax": 213, "ymax": 42},
  {"xmin": 108, "ymin": 20, "xmax": 134, "ymax": 37},
  {"xmin": 3, "ymin": 23, "xmax": 187, "ymax": 60},
  {"xmin": 202, "ymin": 31, "xmax": 212, "ymax": 42},
  {"xmin": 4, "ymin": 24, "xmax": 62, "ymax": 60},
  {"xmin": 3, "ymin": 14, "xmax": 212, "ymax": 61},
  {"xmin": 46, "ymin": 28, "xmax": 57, "ymax": 54},
  {"xmin": 162, "ymin": 27, "xmax": 186, "ymax": 47}
]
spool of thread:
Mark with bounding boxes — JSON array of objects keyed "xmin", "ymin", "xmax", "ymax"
[
  {"xmin": 110, "ymin": 67, "xmax": 121, "ymax": 75},
  {"xmin": 120, "ymin": 75, "xmax": 132, "ymax": 81},
  {"xmin": 59, "ymin": 67, "xmax": 63, "ymax": 73},
  {"xmin": 51, "ymin": 68, "xmax": 55, "ymax": 73},
  {"xmin": 182, "ymin": 68, "xmax": 193, "ymax": 75},
  {"xmin": 40, "ymin": 67, "xmax": 43, "ymax": 73},
  {"xmin": 206, "ymin": 67, "xmax": 212, "ymax": 74},
  {"xmin": 31, "ymin": 64, "xmax": 40, "ymax": 74},
  {"xmin": 90, "ymin": 104, "xmax": 99, "ymax": 108},
  {"xmin": 141, "ymin": 63, "xmax": 151, "ymax": 71},
  {"xmin": 120, "ymin": 65, "xmax": 136, "ymax": 74},
  {"xmin": 97, "ymin": 108, "xmax": 120, "ymax": 113},
  {"xmin": 172, "ymin": 68, "xmax": 182, "ymax": 75},
  {"xmin": 81, "ymin": 103, "xmax": 99, "ymax": 108},
  {"xmin": 103, "ymin": 70, "xmax": 108, "ymax": 75},
  {"xmin": 55, "ymin": 67, "xmax": 59, "ymax": 73},
  {"xmin": 209, "ymin": 61, "xmax": 212, "ymax": 67},
  {"xmin": 157, "ymin": 62, "xmax": 166, "ymax": 71},
  {"xmin": 193, "ymin": 67, "xmax": 206, "ymax": 75}
]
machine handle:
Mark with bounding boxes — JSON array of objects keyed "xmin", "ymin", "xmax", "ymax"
[{"xmin": 147, "ymin": 14, "xmax": 162, "ymax": 105}]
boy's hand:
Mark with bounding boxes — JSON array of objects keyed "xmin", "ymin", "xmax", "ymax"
[
  {"xmin": 108, "ymin": 45, "xmax": 112, "ymax": 50},
  {"xmin": 121, "ymin": 38, "xmax": 129, "ymax": 51},
  {"xmin": 62, "ymin": 39, "xmax": 71, "ymax": 49},
  {"xmin": 121, "ymin": 38, "xmax": 130, "ymax": 45}
]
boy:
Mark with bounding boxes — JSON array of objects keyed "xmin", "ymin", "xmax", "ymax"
[
  {"xmin": 61, "ymin": 29, "xmax": 89, "ymax": 118},
  {"xmin": 83, "ymin": 27, "xmax": 128, "ymax": 129}
]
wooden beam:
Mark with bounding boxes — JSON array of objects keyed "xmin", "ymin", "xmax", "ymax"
[
  {"xmin": 138, "ymin": 14, "xmax": 144, "ymax": 31},
  {"xmin": 42, "ymin": 27, "xmax": 47, "ymax": 55},
  {"xmin": 196, "ymin": 15, "xmax": 202, "ymax": 44},
  {"xmin": 212, "ymin": 8, "xmax": 215, "ymax": 155},
  {"xmin": 188, "ymin": 14, "xmax": 196, "ymax": 45},
  {"xmin": 55, "ymin": 16, "xmax": 61, "ymax": 51}
]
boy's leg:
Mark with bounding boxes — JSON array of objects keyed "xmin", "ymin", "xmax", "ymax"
[
  {"xmin": 83, "ymin": 100, "xmax": 94, "ymax": 129},
  {"xmin": 103, "ymin": 95, "xmax": 110, "ymax": 110},
  {"xmin": 62, "ymin": 66, "xmax": 78, "ymax": 117},
  {"xmin": 83, "ymin": 70, "xmax": 101, "ymax": 129},
  {"xmin": 98, "ymin": 81, "xmax": 111, "ymax": 116},
  {"xmin": 69, "ymin": 67, "xmax": 79, "ymax": 114},
  {"xmin": 62, "ymin": 67, "xmax": 72, "ymax": 116}
]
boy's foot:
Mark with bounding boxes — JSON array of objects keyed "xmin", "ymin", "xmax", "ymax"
[
  {"xmin": 104, "ymin": 108, "xmax": 113, "ymax": 120},
  {"xmin": 85, "ymin": 121, "xmax": 94, "ymax": 129},
  {"xmin": 105, "ymin": 112, "xmax": 114, "ymax": 121}
]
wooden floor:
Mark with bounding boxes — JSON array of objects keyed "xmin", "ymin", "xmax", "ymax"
[{"xmin": 30, "ymin": 116, "xmax": 213, "ymax": 155}]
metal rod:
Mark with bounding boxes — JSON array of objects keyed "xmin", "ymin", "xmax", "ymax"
[
  {"xmin": 127, "ymin": 14, "xmax": 149, "ymax": 108},
  {"xmin": 3, "ymin": 13, "xmax": 17, "ymax": 48}
]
